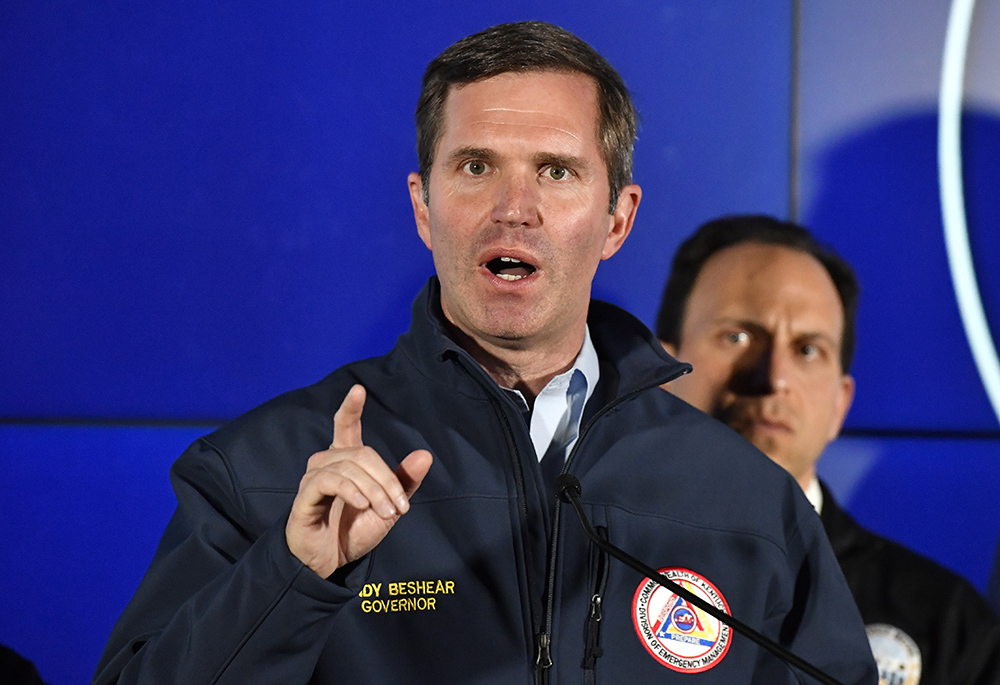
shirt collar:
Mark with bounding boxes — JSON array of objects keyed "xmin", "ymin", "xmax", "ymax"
[
  {"xmin": 575, "ymin": 325, "xmax": 600, "ymax": 406},
  {"xmin": 805, "ymin": 476, "xmax": 824, "ymax": 514},
  {"xmin": 503, "ymin": 326, "xmax": 600, "ymax": 461}
]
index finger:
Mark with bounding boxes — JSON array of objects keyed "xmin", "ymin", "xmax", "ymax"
[{"xmin": 332, "ymin": 384, "xmax": 366, "ymax": 449}]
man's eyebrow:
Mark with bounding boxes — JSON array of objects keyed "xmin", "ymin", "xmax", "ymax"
[
  {"xmin": 534, "ymin": 152, "xmax": 591, "ymax": 171},
  {"xmin": 796, "ymin": 331, "xmax": 841, "ymax": 348},
  {"xmin": 443, "ymin": 146, "xmax": 494, "ymax": 165},
  {"xmin": 709, "ymin": 316, "xmax": 754, "ymax": 329},
  {"xmin": 711, "ymin": 318, "xmax": 841, "ymax": 347},
  {"xmin": 440, "ymin": 147, "xmax": 594, "ymax": 175}
]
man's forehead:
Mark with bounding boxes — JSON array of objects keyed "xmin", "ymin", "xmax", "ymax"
[
  {"xmin": 689, "ymin": 243, "xmax": 845, "ymax": 334},
  {"xmin": 439, "ymin": 71, "xmax": 600, "ymax": 132}
]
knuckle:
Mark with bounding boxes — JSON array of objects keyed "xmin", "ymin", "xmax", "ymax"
[
  {"xmin": 297, "ymin": 471, "xmax": 312, "ymax": 491},
  {"xmin": 306, "ymin": 452, "xmax": 323, "ymax": 470},
  {"xmin": 356, "ymin": 445, "xmax": 384, "ymax": 465}
]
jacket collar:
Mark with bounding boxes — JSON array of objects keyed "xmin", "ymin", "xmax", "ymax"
[
  {"xmin": 400, "ymin": 277, "xmax": 691, "ymax": 401},
  {"xmin": 818, "ymin": 479, "xmax": 869, "ymax": 557}
]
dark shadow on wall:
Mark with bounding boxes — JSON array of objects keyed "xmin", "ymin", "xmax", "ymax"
[{"xmin": 804, "ymin": 110, "xmax": 1000, "ymax": 434}]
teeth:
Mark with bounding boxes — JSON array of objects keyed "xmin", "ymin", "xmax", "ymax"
[
  {"xmin": 500, "ymin": 256, "xmax": 522, "ymax": 263},
  {"xmin": 497, "ymin": 273, "xmax": 525, "ymax": 281}
]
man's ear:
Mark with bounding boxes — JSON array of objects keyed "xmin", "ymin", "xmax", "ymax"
[
  {"xmin": 826, "ymin": 374, "xmax": 856, "ymax": 442},
  {"xmin": 601, "ymin": 184, "xmax": 641, "ymax": 260},
  {"xmin": 408, "ymin": 172, "xmax": 432, "ymax": 250}
]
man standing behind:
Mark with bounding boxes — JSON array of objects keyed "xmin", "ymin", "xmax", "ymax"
[
  {"xmin": 657, "ymin": 214, "xmax": 1000, "ymax": 684},
  {"xmin": 96, "ymin": 26, "xmax": 875, "ymax": 683}
]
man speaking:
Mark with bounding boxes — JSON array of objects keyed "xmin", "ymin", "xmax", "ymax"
[{"xmin": 96, "ymin": 24, "xmax": 875, "ymax": 683}]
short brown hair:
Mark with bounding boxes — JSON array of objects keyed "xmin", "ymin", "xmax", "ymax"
[
  {"xmin": 656, "ymin": 215, "xmax": 860, "ymax": 372},
  {"xmin": 415, "ymin": 21, "xmax": 637, "ymax": 213}
]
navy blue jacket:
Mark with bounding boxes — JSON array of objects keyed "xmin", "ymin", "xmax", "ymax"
[
  {"xmin": 821, "ymin": 481, "xmax": 1000, "ymax": 683},
  {"xmin": 95, "ymin": 279, "xmax": 876, "ymax": 683}
]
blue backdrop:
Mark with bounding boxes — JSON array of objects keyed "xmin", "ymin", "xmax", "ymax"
[
  {"xmin": 3, "ymin": 2, "xmax": 999, "ymax": 683},
  {"xmin": 1, "ymin": 1, "xmax": 792, "ymax": 421}
]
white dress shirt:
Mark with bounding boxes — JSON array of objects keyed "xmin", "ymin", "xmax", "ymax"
[{"xmin": 502, "ymin": 325, "xmax": 600, "ymax": 462}]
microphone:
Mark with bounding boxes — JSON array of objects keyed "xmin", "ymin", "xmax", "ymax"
[{"xmin": 554, "ymin": 474, "xmax": 843, "ymax": 685}]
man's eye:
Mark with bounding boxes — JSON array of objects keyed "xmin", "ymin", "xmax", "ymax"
[
  {"xmin": 462, "ymin": 160, "xmax": 488, "ymax": 175},
  {"xmin": 547, "ymin": 166, "xmax": 568, "ymax": 180},
  {"xmin": 800, "ymin": 344, "xmax": 819, "ymax": 359},
  {"xmin": 725, "ymin": 331, "xmax": 749, "ymax": 344}
]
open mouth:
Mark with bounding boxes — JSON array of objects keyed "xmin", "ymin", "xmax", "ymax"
[{"xmin": 486, "ymin": 256, "xmax": 537, "ymax": 282}]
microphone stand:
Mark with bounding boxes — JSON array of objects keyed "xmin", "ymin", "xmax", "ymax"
[{"xmin": 555, "ymin": 474, "xmax": 843, "ymax": 685}]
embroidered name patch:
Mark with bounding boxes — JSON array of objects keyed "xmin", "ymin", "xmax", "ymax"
[
  {"xmin": 358, "ymin": 579, "xmax": 455, "ymax": 614},
  {"xmin": 632, "ymin": 567, "xmax": 731, "ymax": 673},
  {"xmin": 866, "ymin": 623, "xmax": 921, "ymax": 685}
]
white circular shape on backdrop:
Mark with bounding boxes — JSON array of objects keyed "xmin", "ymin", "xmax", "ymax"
[{"xmin": 939, "ymin": 0, "xmax": 1000, "ymax": 425}]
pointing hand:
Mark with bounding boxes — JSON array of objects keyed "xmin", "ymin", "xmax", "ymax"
[{"xmin": 285, "ymin": 384, "xmax": 433, "ymax": 578}]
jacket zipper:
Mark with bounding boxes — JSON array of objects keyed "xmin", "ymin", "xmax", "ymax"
[
  {"xmin": 583, "ymin": 526, "xmax": 609, "ymax": 683},
  {"xmin": 462, "ymin": 359, "xmax": 542, "ymax": 682},
  {"xmin": 537, "ymin": 369, "xmax": 688, "ymax": 683},
  {"xmin": 489, "ymin": 392, "xmax": 541, "ymax": 674}
]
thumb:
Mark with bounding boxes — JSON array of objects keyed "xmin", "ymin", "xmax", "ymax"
[
  {"xmin": 331, "ymin": 384, "xmax": 366, "ymax": 449},
  {"xmin": 396, "ymin": 449, "xmax": 433, "ymax": 499}
]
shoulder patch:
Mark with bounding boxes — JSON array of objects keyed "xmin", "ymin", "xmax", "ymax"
[
  {"xmin": 866, "ymin": 623, "xmax": 921, "ymax": 685},
  {"xmin": 632, "ymin": 567, "xmax": 731, "ymax": 673}
]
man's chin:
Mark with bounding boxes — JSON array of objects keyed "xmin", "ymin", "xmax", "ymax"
[
  {"xmin": 443, "ymin": 303, "xmax": 538, "ymax": 347},
  {"xmin": 746, "ymin": 431, "xmax": 781, "ymax": 457},
  {"xmin": 733, "ymin": 424, "xmax": 788, "ymax": 460}
]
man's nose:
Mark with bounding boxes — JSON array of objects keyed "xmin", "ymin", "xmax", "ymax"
[
  {"xmin": 734, "ymin": 343, "xmax": 790, "ymax": 396},
  {"xmin": 490, "ymin": 173, "xmax": 540, "ymax": 227}
]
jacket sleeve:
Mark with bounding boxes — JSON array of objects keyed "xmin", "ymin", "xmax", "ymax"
[
  {"xmin": 93, "ymin": 438, "xmax": 363, "ymax": 684},
  {"xmin": 756, "ymin": 501, "xmax": 878, "ymax": 685}
]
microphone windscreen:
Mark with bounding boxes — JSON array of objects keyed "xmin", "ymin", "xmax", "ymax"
[{"xmin": 554, "ymin": 473, "xmax": 582, "ymax": 503}]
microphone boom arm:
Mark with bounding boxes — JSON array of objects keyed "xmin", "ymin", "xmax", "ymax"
[{"xmin": 556, "ymin": 475, "xmax": 843, "ymax": 685}]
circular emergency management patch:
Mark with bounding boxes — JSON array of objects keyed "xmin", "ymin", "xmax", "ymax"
[
  {"xmin": 632, "ymin": 567, "xmax": 731, "ymax": 673},
  {"xmin": 866, "ymin": 623, "xmax": 921, "ymax": 685}
]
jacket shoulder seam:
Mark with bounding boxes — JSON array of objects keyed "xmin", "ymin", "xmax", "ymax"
[
  {"xmin": 600, "ymin": 501, "xmax": 788, "ymax": 555},
  {"xmin": 199, "ymin": 435, "xmax": 251, "ymax": 520}
]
